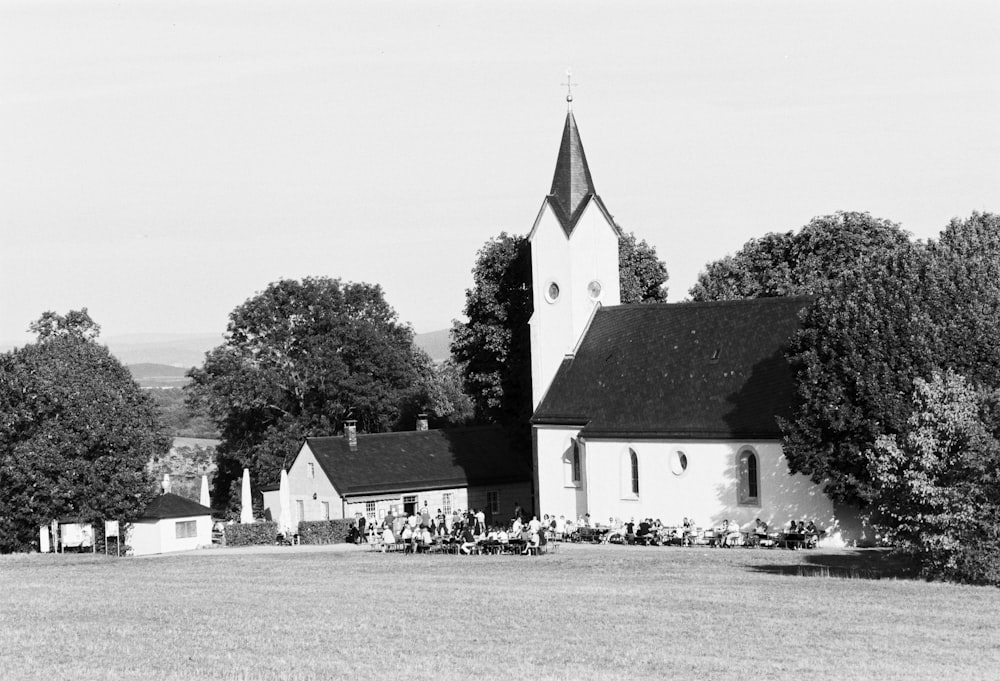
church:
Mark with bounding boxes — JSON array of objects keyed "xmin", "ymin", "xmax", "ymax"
[{"xmin": 527, "ymin": 102, "xmax": 860, "ymax": 540}]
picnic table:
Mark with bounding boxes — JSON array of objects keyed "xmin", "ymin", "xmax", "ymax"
[{"xmin": 570, "ymin": 527, "xmax": 609, "ymax": 543}]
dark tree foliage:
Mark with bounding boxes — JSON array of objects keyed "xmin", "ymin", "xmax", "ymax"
[
  {"xmin": 187, "ymin": 278, "xmax": 430, "ymax": 512},
  {"xmin": 148, "ymin": 389, "xmax": 219, "ymax": 439},
  {"xmin": 451, "ymin": 230, "xmax": 669, "ymax": 460},
  {"xmin": 618, "ymin": 232, "xmax": 670, "ymax": 304},
  {"xmin": 0, "ymin": 310, "xmax": 168, "ymax": 552},
  {"xmin": 396, "ymin": 358, "xmax": 475, "ymax": 431},
  {"xmin": 689, "ymin": 211, "xmax": 912, "ymax": 301},
  {"xmin": 780, "ymin": 246, "xmax": 940, "ymax": 505},
  {"xmin": 926, "ymin": 212, "xmax": 1000, "ymax": 388}
]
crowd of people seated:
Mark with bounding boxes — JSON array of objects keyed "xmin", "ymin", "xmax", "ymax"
[
  {"xmin": 352, "ymin": 503, "xmax": 825, "ymax": 553},
  {"xmin": 553, "ymin": 514, "xmax": 825, "ymax": 549},
  {"xmin": 354, "ymin": 502, "xmax": 553, "ymax": 555}
]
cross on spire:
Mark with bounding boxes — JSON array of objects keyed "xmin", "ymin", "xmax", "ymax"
[{"xmin": 563, "ymin": 69, "xmax": 578, "ymax": 109}]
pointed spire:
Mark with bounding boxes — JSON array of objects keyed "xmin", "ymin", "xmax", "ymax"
[{"xmin": 548, "ymin": 111, "xmax": 596, "ymax": 235}]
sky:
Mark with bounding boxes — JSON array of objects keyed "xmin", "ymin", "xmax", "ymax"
[{"xmin": 2, "ymin": 0, "xmax": 998, "ymax": 348}]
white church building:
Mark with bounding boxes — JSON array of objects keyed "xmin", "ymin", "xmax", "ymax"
[{"xmin": 528, "ymin": 105, "xmax": 861, "ymax": 539}]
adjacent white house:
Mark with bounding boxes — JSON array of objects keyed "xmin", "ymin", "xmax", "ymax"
[
  {"xmin": 128, "ymin": 493, "xmax": 213, "ymax": 556},
  {"xmin": 263, "ymin": 422, "xmax": 532, "ymax": 529},
  {"xmin": 528, "ymin": 106, "xmax": 861, "ymax": 539}
]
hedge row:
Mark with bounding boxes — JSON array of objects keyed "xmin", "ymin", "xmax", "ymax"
[
  {"xmin": 224, "ymin": 521, "xmax": 279, "ymax": 546},
  {"xmin": 297, "ymin": 519, "xmax": 353, "ymax": 545}
]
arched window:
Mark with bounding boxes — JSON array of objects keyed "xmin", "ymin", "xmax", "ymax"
[
  {"xmin": 738, "ymin": 448, "xmax": 760, "ymax": 506},
  {"xmin": 630, "ymin": 449, "xmax": 639, "ymax": 496}
]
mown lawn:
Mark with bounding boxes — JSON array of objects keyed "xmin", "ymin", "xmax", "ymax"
[{"xmin": 1, "ymin": 543, "xmax": 997, "ymax": 681}]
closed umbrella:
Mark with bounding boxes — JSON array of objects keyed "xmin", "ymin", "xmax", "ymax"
[
  {"xmin": 279, "ymin": 468, "xmax": 292, "ymax": 537},
  {"xmin": 240, "ymin": 468, "xmax": 254, "ymax": 524},
  {"xmin": 200, "ymin": 474, "xmax": 210, "ymax": 508}
]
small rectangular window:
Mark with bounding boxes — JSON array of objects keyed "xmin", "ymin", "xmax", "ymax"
[
  {"xmin": 296, "ymin": 499, "xmax": 305, "ymax": 524},
  {"xmin": 365, "ymin": 501, "xmax": 376, "ymax": 519},
  {"xmin": 175, "ymin": 520, "xmax": 197, "ymax": 539},
  {"xmin": 321, "ymin": 501, "xmax": 330, "ymax": 520},
  {"xmin": 486, "ymin": 490, "xmax": 500, "ymax": 515},
  {"xmin": 307, "ymin": 462, "xmax": 315, "ymax": 479},
  {"xmin": 442, "ymin": 493, "xmax": 452, "ymax": 515},
  {"xmin": 572, "ymin": 442, "xmax": 581, "ymax": 483}
]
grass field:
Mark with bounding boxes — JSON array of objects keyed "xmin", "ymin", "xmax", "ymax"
[{"xmin": 1, "ymin": 543, "xmax": 998, "ymax": 681}]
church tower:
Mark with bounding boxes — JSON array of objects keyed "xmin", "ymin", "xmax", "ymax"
[{"xmin": 528, "ymin": 100, "xmax": 622, "ymax": 408}]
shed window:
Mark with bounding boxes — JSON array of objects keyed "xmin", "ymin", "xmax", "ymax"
[{"xmin": 175, "ymin": 520, "xmax": 197, "ymax": 539}]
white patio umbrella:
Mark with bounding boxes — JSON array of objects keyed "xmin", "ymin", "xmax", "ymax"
[
  {"xmin": 199, "ymin": 474, "xmax": 210, "ymax": 508},
  {"xmin": 279, "ymin": 468, "xmax": 292, "ymax": 536},
  {"xmin": 240, "ymin": 468, "xmax": 254, "ymax": 524},
  {"xmin": 162, "ymin": 473, "xmax": 171, "ymax": 494}
]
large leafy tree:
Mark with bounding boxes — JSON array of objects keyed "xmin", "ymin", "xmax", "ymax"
[
  {"xmin": 187, "ymin": 277, "xmax": 431, "ymax": 511},
  {"xmin": 780, "ymin": 246, "xmax": 939, "ymax": 505},
  {"xmin": 689, "ymin": 211, "xmax": 912, "ymax": 302},
  {"xmin": 926, "ymin": 212, "xmax": 1000, "ymax": 387},
  {"xmin": 451, "ymin": 230, "xmax": 668, "ymax": 455},
  {"xmin": 0, "ymin": 310, "xmax": 168, "ymax": 552}
]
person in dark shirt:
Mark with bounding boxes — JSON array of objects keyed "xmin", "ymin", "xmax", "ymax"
[{"xmin": 460, "ymin": 525, "xmax": 477, "ymax": 555}]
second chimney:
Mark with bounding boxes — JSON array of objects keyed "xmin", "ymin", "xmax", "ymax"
[
  {"xmin": 345, "ymin": 420, "xmax": 358, "ymax": 451},
  {"xmin": 416, "ymin": 413, "xmax": 429, "ymax": 431}
]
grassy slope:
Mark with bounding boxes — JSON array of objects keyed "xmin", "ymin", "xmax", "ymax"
[{"xmin": 1, "ymin": 545, "xmax": 997, "ymax": 681}]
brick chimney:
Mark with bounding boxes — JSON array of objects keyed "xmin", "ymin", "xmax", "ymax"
[
  {"xmin": 344, "ymin": 420, "xmax": 357, "ymax": 451},
  {"xmin": 416, "ymin": 413, "xmax": 429, "ymax": 431}
]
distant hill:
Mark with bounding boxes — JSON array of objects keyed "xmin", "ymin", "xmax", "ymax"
[
  {"xmin": 105, "ymin": 333, "xmax": 222, "ymax": 368},
  {"xmin": 128, "ymin": 363, "xmax": 191, "ymax": 389},
  {"xmin": 414, "ymin": 329, "xmax": 451, "ymax": 363}
]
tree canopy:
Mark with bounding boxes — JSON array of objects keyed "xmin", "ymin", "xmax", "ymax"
[
  {"xmin": 187, "ymin": 277, "xmax": 437, "ymax": 512},
  {"xmin": 451, "ymin": 230, "xmax": 669, "ymax": 456},
  {"xmin": 0, "ymin": 310, "xmax": 168, "ymax": 552}
]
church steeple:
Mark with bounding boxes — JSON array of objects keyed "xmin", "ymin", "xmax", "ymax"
[{"xmin": 547, "ymin": 111, "xmax": 598, "ymax": 236}]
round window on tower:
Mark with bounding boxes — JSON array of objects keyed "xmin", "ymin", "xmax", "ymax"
[
  {"xmin": 545, "ymin": 281, "xmax": 561, "ymax": 303},
  {"xmin": 587, "ymin": 280, "xmax": 603, "ymax": 300}
]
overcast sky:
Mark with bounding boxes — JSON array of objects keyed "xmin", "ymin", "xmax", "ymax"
[{"xmin": 2, "ymin": 0, "xmax": 998, "ymax": 347}]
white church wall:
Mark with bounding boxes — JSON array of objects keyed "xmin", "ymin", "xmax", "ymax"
[
  {"xmin": 534, "ymin": 425, "xmax": 589, "ymax": 521},
  {"xmin": 536, "ymin": 430, "xmax": 850, "ymax": 536}
]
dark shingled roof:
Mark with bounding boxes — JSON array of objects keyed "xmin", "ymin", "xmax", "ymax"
[
  {"xmin": 545, "ymin": 111, "xmax": 618, "ymax": 236},
  {"xmin": 532, "ymin": 296, "xmax": 812, "ymax": 439},
  {"xmin": 300, "ymin": 425, "xmax": 530, "ymax": 497},
  {"xmin": 139, "ymin": 493, "xmax": 212, "ymax": 520}
]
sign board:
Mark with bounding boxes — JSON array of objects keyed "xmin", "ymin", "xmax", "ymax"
[{"xmin": 105, "ymin": 520, "xmax": 119, "ymax": 538}]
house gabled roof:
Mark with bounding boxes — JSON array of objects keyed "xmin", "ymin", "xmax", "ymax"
[
  {"xmin": 531, "ymin": 296, "xmax": 813, "ymax": 439},
  {"xmin": 300, "ymin": 425, "xmax": 530, "ymax": 497},
  {"xmin": 139, "ymin": 493, "xmax": 213, "ymax": 520}
]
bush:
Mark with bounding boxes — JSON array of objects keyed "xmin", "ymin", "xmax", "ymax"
[
  {"xmin": 224, "ymin": 521, "xmax": 278, "ymax": 546},
  {"xmin": 297, "ymin": 519, "xmax": 353, "ymax": 545}
]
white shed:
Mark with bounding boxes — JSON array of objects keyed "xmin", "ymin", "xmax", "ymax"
[{"xmin": 129, "ymin": 493, "xmax": 213, "ymax": 556}]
